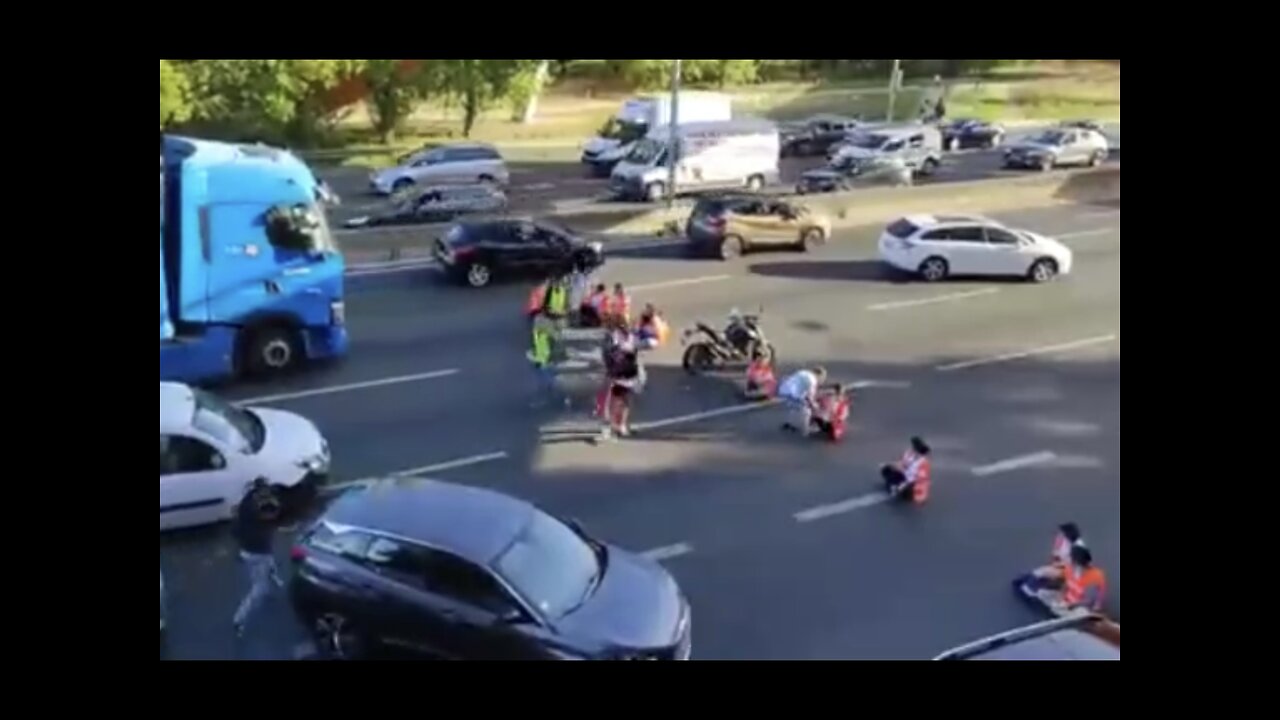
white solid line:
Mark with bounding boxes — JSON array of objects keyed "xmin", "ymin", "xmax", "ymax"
[
  {"xmin": 1057, "ymin": 228, "xmax": 1115, "ymax": 240},
  {"xmin": 794, "ymin": 493, "xmax": 891, "ymax": 523},
  {"xmin": 520, "ymin": 182, "xmax": 556, "ymax": 191},
  {"xmin": 630, "ymin": 275, "xmax": 731, "ymax": 292},
  {"xmin": 631, "ymin": 379, "xmax": 904, "ymax": 433},
  {"xmin": 390, "ymin": 452, "xmax": 510, "ymax": 477},
  {"xmin": 972, "ymin": 451, "xmax": 1059, "ymax": 477},
  {"xmin": 346, "ymin": 264, "xmax": 437, "ymax": 278},
  {"xmin": 641, "ymin": 543, "xmax": 695, "ymax": 562},
  {"xmin": 936, "ymin": 334, "xmax": 1118, "ymax": 372},
  {"xmin": 867, "ymin": 288, "xmax": 1000, "ymax": 312},
  {"xmin": 348, "ymin": 258, "xmax": 438, "ymax": 272},
  {"xmin": 238, "ymin": 369, "xmax": 460, "ymax": 405}
]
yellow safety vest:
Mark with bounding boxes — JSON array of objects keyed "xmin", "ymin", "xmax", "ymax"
[{"xmin": 528, "ymin": 327, "xmax": 552, "ymax": 366}]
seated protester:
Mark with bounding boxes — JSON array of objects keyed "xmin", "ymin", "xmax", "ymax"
[
  {"xmin": 881, "ymin": 436, "xmax": 933, "ymax": 504},
  {"xmin": 635, "ymin": 304, "xmax": 670, "ymax": 350},
  {"xmin": 609, "ymin": 283, "xmax": 632, "ymax": 326},
  {"xmin": 579, "ymin": 284, "xmax": 608, "ymax": 328},
  {"xmin": 1039, "ymin": 545, "xmax": 1108, "ymax": 615},
  {"xmin": 811, "ymin": 384, "xmax": 851, "ymax": 441},
  {"xmin": 744, "ymin": 350, "xmax": 778, "ymax": 400}
]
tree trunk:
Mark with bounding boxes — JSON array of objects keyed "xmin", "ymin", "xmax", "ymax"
[
  {"xmin": 463, "ymin": 87, "xmax": 480, "ymax": 138},
  {"xmin": 518, "ymin": 60, "xmax": 550, "ymax": 125}
]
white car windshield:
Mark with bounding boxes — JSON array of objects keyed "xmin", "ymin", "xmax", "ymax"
[
  {"xmin": 626, "ymin": 138, "xmax": 666, "ymax": 166},
  {"xmin": 849, "ymin": 134, "xmax": 889, "ymax": 150},
  {"xmin": 494, "ymin": 513, "xmax": 602, "ymax": 620},
  {"xmin": 191, "ymin": 389, "xmax": 266, "ymax": 454}
]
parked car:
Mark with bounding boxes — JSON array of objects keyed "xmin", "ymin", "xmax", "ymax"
[
  {"xmin": 1060, "ymin": 119, "xmax": 1107, "ymax": 133},
  {"xmin": 433, "ymin": 219, "xmax": 605, "ymax": 288},
  {"xmin": 934, "ymin": 614, "xmax": 1120, "ymax": 661},
  {"xmin": 344, "ymin": 185, "xmax": 507, "ymax": 229},
  {"xmin": 685, "ymin": 194, "xmax": 832, "ymax": 260},
  {"xmin": 369, "ymin": 143, "xmax": 509, "ymax": 196},
  {"xmin": 878, "ymin": 214, "xmax": 1074, "ymax": 283},
  {"xmin": 289, "ymin": 478, "xmax": 693, "ymax": 660},
  {"xmin": 797, "ymin": 155, "xmax": 913, "ymax": 194},
  {"xmin": 780, "ymin": 115, "xmax": 864, "ymax": 157},
  {"xmin": 829, "ymin": 125, "xmax": 943, "ymax": 177},
  {"xmin": 1003, "ymin": 128, "xmax": 1109, "ymax": 171},
  {"xmin": 160, "ymin": 382, "xmax": 329, "ymax": 531},
  {"xmin": 940, "ymin": 119, "xmax": 1006, "ymax": 151}
]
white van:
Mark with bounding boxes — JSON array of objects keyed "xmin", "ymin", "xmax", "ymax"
[
  {"xmin": 610, "ymin": 119, "xmax": 781, "ymax": 202},
  {"xmin": 582, "ymin": 92, "xmax": 733, "ymax": 177}
]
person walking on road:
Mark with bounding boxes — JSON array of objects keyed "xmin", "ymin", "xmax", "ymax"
[
  {"xmin": 232, "ymin": 479, "xmax": 283, "ymax": 638},
  {"xmin": 528, "ymin": 314, "xmax": 563, "ymax": 408},
  {"xmin": 778, "ymin": 366, "xmax": 827, "ymax": 437}
]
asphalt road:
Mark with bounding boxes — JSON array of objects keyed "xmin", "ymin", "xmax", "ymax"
[
  {"xmin": 160, "ymin": 200, "xmax": 1121, "ymax": 661},
  {"xmin": 322, "ymin": 123, "xmax": 1121, "ymax": 232}
]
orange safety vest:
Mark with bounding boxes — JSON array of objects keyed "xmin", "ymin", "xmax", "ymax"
[
  {"xmin": 909, "ymin": 457, "xmax": 932, "ymax": 504},
  {"xmin": 1063, "ymin": 565, "xmax": 1107, "ymax": 610},
  {"xmin": 747, "ymin": 360, "xmax": 777, "ymax": 391},
  {"xmin": 526, "ymin": 283, "xmax": 548, "ymax": 315},
  {"xmin": 821, "ymin": 396, "xmax": 850, "ymax": 423},
  {"xmin": 610, "ymin": 292, "xmax": 632, "ymax": 322},
  {"xmin": 584, "ymin": 291, "xmax": 606, "ymax": 312},
  {"xmin": 645, "ymin": 315, "xmax": 670, "ymax": 345}
]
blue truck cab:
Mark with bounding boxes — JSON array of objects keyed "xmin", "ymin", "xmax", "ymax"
[{"xmin": 160, "ymin": 136, "xmax": 348, "ymax": 383}]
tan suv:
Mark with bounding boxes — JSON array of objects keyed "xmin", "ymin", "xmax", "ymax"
[{"xmin": 685, "ymin": 195, "xmax": 832, "ymax": 260}]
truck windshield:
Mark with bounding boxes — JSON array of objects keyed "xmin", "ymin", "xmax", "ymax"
[
  {"xmin": 191, "ymin": 388, "xmax": 266, "ymax": 454},
  {"xmin": 600, "ymin": 118, "xmax": 648, "ymax": 144},
  {"xmin": 308, "ymin": 203, "xmax": 339, "ymax": 254},
  {"xmin": 626, "ymin": 138, "xmax": 666, "ymax": 166}
]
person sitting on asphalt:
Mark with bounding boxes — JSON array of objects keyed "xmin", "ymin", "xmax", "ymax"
[
  {"xmin": 778, "ymin": 366, "xmax": 827, "ymax": 437},
  {"xmin": 1015, "ymin": 523, "xmax": 1088, "ymax": 593},
  {"xmin": 580, "ymin": 284, "xmax": 608, "ymax": 328},
  {"xmin": 881, "ymin": 437, "xmax": 933, "ymax": 504},
  {"xmin": 811, "ymin": 384, "xmax": 851, "ymax": 441},
  {"xmin": 609, "ymin": 283, "xmax": 632, "ymax": 326},
  {"xmin": 635, "ymin": 304, "xmax": 670, "ymax": 350},
  {"xmin": 744, "ymin": 349, "xmax": 778, "ymax": 401},
  {"xmin": 1041, "ymin": 545, "xmax": 1108, "ymax": 615}
]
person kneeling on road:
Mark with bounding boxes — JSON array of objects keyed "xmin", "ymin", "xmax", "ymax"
[
  {"xmin": 635, "ymin": 304, "xmax": 670, "ymax": 350},
  {"xmin": 810, "ymin": 384, "xmax": 851, "ymax": 441},
  {"xmin": 778, "ymin": 366, "xmax": 827, "ymax": 437},
  {"xmin": 744, "ymin": 349, "xmax": 778, "ymax": 401},
  {"xmin": 881, "ymin": 437, "xmax": 933, "ymax": 504}
]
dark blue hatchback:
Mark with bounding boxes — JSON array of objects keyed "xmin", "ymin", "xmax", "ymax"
[{"xmin": 289, "ymin": 479, "xmax": 691, "ymax": 660}]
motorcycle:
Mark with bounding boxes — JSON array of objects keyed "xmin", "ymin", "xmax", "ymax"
[{"xmin": 681, "ymin": 309, "xmax": 776, "ymax": 375}]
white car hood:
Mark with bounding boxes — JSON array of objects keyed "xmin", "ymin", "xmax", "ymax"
[
  {"xmin": 1027, "ymin": 232, "xmax": 1072, "ymax": 259},
  {"xmin": 249, "ymin": 407, "xmax": 328, "ymax": 485}
]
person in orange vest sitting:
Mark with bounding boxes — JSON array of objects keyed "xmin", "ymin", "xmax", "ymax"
[
  {"xmin": 881, "ymin": 437, "xmax": 932, "ymax": 504},
  {"xmin": 635, "ymin": 304, "xmax": 670, "ymax": 350},
  {"xmin": 579, "ymin": 284, "xmax": 608, "ymax": 328},
  {"xmin": 1045, "ymin": 545, "xmax": 1108, "ymax": 615},
  {"xmin": 743, "ymin": 349, "xmax": 778, "ymax": 401},
  {"xmin": 608, "ymin": 283, "xmax": 632, "ymax": 326},
  {"xmin": 1015, "ymin": 523, "xmax": 1087, "ymax": 593},
  {"xmin": 811, "ymin": 384, "xmax": 851, "ymax": 441}
]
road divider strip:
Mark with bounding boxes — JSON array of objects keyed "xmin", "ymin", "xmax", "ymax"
[
  {"xmin": 867, "ymin": 288, "xmax": 1000, "ymax": 312},
  {"xmin": 971, "ymin": 451, "xmax": 1059, "ymax": 477},
  {"xmin": 641, "ymin": 543, "xmax": 695, "ymax": 563},
  {"xmin": 237, "ymin": 369, "xmax": 460, "ymax": 405},
  {"xmin": 935, "ymin": 334, "xmax": 1118, "ymax": 372}
]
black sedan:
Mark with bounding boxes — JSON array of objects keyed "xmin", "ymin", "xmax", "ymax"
[
  {"xmin": 941, "ymin": 119, "xmax": 1006, "ymax": 151},
  {"xmin": 780, "ymin": 115, "xmax": 863, "ymax": 158},
  {"xmin": 289, "ymin": 479, "xmax": 693, "ymax": 661},
  {"xmin": 433, "ymin": 219, "xmax": 605, "ymax": 288},
  {"xmin": 344, "ymin": 185, "xmax": 507, "ymax": 229}
]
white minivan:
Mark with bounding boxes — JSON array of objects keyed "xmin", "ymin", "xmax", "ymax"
[
  {"xmin": 160, "ymin": 382, "xmax": 330, "ymax": 531},
  {"xmin": 609, "ymin": 119, "xmax": 780, "ymax": 203}
]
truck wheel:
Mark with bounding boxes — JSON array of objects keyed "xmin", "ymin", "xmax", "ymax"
[{"xmin": 245, "ymin": 325, "xmax": 302, "ymax": 377}]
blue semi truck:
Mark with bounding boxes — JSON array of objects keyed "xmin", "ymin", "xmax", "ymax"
[{"xmin": 160, "ymin": 136, "xmax": 348, "ymax": 383}]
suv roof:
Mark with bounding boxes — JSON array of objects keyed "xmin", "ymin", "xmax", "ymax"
[
  {"xmin": 902, "ymin": 214, "xmax": 1000, "ymax": 229},
  {"xmin": 321, "ymin": 479, "xmax": 535, "ymax": 565}
]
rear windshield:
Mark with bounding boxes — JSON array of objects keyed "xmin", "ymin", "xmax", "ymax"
[{"xmin": 886, "ymin": 219, "xmax": 919, "ymax": 240}]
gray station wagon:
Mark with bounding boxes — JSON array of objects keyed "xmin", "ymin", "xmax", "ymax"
[{"xmin": 370, "ymin": 143, "xmax": 510, "ymax": 195}]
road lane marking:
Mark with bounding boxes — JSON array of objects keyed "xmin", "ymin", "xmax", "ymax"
[
  {"xmin": 867, "ymin": 288, "xmax": 1000, "ymax": 312},
  {"xmin": 641, "ymin": 543, "xmax": 695, "ymax": 563},
  {"xmin": 347, "ymin": 260, "xmax": 438, "ymax": 277},
  {"xmin": 238, "ymin": 369, "xmax": 460, "ymax": 405},
  {"xmin": 1057, "ymin": 228, "xmax": 1115, "ymax": 240},
  {"xmin": 630, "ymin": 275, "xmax": 731, "ymax": 292},
  {"xmin": 320, "ymin": 451, "xmax": 511, "ymax": 496},
  {"xmin": 632, "ymin": 379, "xmax": 905, "ymax": 433},
  {"xmin": 971, "ymin": 451, "xmax": 1058, "ymax": 477},
  {"xmin": 936, "ymin": 334, "xmax": 1118, "ymax": 372},
  {"xmin": 518, "ymin": 182, "xmax": 557, "ymax": 191},
  {"xmin": 795, "ymin": 493, "xmax": 891, "ymax": 523}
]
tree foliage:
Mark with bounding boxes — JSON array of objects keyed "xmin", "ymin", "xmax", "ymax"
[
  {"xmin": 364, "ymin": 60, "xmax": 438, "ymax": 143},
  {"xmin": 436, "ymin": 60, "xmax": 538, "ymax": 137},
  {"xmin": 160, "ymin": 60, "xmax": 192, "ymax": 129}
]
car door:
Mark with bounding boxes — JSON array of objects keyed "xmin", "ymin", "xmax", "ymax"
[
  {"xmin": 358, "ymin": 536, "xmax": 473, "ymax": 658},
  {"xmin": 1058, "ymin": 132, "xmax": 1083, "ymax": 165},
  {"xmin": 727, "ymin": 201, "xmax": 776, "ymax": 244},
  {"xmin": 160, "ymin": 434, "xmax": 236, "ymax": 530},
  {"xmin": 408, "ymin": 150, "xmax": 444, "ymax": 184},
  {"xmin": 938, "ymin": 225, "xmax": 990, "ymax": 275},
  {"xmin": 982, "ymin": 226, "xmax": 1029, "ymax": 275}
]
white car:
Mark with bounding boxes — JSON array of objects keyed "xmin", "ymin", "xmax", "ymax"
[
  {"xmin": 160, "ymin": 382, "xmax": 330, "ymax": 532},
  {"xmin": 878, "ymin": 215, "xmax": 1074, "ymax": 283}
]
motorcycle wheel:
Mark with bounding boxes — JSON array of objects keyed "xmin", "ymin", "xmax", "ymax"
[{"xmin": 682, "ymin": 343, "xmax": 717, "ymax": 375}]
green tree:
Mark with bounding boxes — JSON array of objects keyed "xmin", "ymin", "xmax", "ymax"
[
  {"xmin": 364, "ymin": 60, "xmax": 438, "ymax": 144},
  {"xmin": 437, "ymin": 60, "xmax": 537, "ymax": 137},
  {"xmin": 160, "ymin": 60, "xmax": 192, "ymax": 129}
]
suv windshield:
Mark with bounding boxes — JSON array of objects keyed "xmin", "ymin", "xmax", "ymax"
[
  {"xmin": 601, "ymin": 118, "xmax": 649, "ymax": 144},
  {"xmin": 494, "ymin": 512, "xmax": 602, "ymax": 620},
  {"xmin": 1030, "ymin": 131, "xmax": 1068, "ymax": 146},
  {"xmin": 850, "ymin": 134, "xmax": 889, "ymax": 150},
  {"xmin": 191, "ymin": 388, "xmax": 265, "ymax": 454}
]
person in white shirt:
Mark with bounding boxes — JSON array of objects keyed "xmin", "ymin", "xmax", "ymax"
[{"xmin": 778, "ymin": 366, "xmax": 827, "ymax": 437}]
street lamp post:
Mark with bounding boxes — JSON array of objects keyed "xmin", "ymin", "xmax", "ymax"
[
  {"xmin": 886, "ymin": 59, "xmax": 902, "ymax": 122},
  {"xmin": 667, "ymin": 59, "xmax": 682, "ymax": 207}
]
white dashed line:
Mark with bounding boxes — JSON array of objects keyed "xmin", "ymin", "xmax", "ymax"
[
  {"xmin": 641, "ymin": 543, "xmax": 695, "ymax": 563},
  {"xmin": 794, "ymin": 493, "xmax": 892, "ymax": 523},
  {"xmin": 971, "ymin": 451, "xmax": 1059, "ymax": 477},
  {"xmin": 238, "ymin": 369, "xmax": 461, "ymax": 405},
  {"xmin": 935, "ymin": 334, "xmax": 1117, "ymax": 372},
  {"xmin": 388, "ymin": 451, "xmax": 511, "ymax": 477},
  {"xmin": 631, "ymin": 379, "xmax": 906, "ymax": 433},
  {"xmin": 867, "ymin": 288, "xmax": 1000, "ymax": 312},
  {"xmin": 629, "ymin": 275, "xmax": 732, "ymax": 292},
  {"xmin": 1057, "ymin": 228, "xmax": 1115, "ymax": 240}
]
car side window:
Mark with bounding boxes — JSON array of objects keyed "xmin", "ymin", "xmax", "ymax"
[
  {"xmin": 908, "ymin": 135, "xmax": 924, "ymax": 148},
  {"xmin": 422, "ymin": 550, "xmax": 518, "ymax": 615},
  {"xmin": 884, "ymin": 140, "xmax": 904, "ymax": 152},
  {"xmin": 948, "ymin": 226, "xmax": 986, "ymax": 243},
  {"xmin": 160, "ymin": 435, "xmax": 226, "ymax": 476},
  {"xmin": 413, "ymin": 152, "xmax": 441, "ymax": 167},
  {"xmin": 920, "ymin": 229, "xmax": 952, "ymax": 242},
  {"xmin": 986, "ymin": 228, "xmax": 1020, "ymax": 245}
]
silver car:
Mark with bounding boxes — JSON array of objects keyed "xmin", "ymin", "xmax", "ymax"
[
  {"xmin": 1004, "ymin": 128, "xmax": 1109, "ymax": 171},
  {"xmin": 370, "ymin": 143, "xmax": 510, "ymax": 195}
]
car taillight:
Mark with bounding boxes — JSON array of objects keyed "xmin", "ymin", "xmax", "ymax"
[
  {"xmin": 708, "ymin": 216, "xmax": 726, "ymax": 229},
  {"xmin": 454, "ymin": 246, "xmax": 477, "ymax": 259},
  {"xmin": 290, "ymin": 545, "xmax": 307, "ymax": 563}
]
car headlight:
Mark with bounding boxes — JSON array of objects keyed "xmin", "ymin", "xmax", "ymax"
[{"xmin": 298, "ymin": 453, "xmax": 330, "ymax": 473}]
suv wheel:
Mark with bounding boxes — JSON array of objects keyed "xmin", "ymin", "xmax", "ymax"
[
  {"xmin": 919, "ymin": 257, "xmax": 949, "ymax": 283},
  {"xmin": 645, "ymin": 182, "xmax": 666, "ymax": 203},
  {"xmin": 1039, "ymin": 156, "xmax": 1055, "ymax": 172},
  {"xmin": 314, "ymin": 613, "xmax": 371, "ymax": 660},
  {"xmin": 919, "ymin": 158, "xmax": 941, "ymax": 176},
  {"xmin": 745, "ymin": 174, "xmax": 765, "ymax": 192},
  {"xmin": 720, "ymin": 235, "xmax": 746, "ymax": 260},
  {"xmin": 798, "ymin": 228, "xmax": 826, "ymax": 252},
  {"xmin": 1089, "ymin": 151, "xmax": 1106, "ymax": 167},
  {"xmin": 465, "ymin": 262, "xmax": 493, "ymax": 288},
  {"xmin": 392, "ymin": 178, "xmax": 414, "ymax": 193}
]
